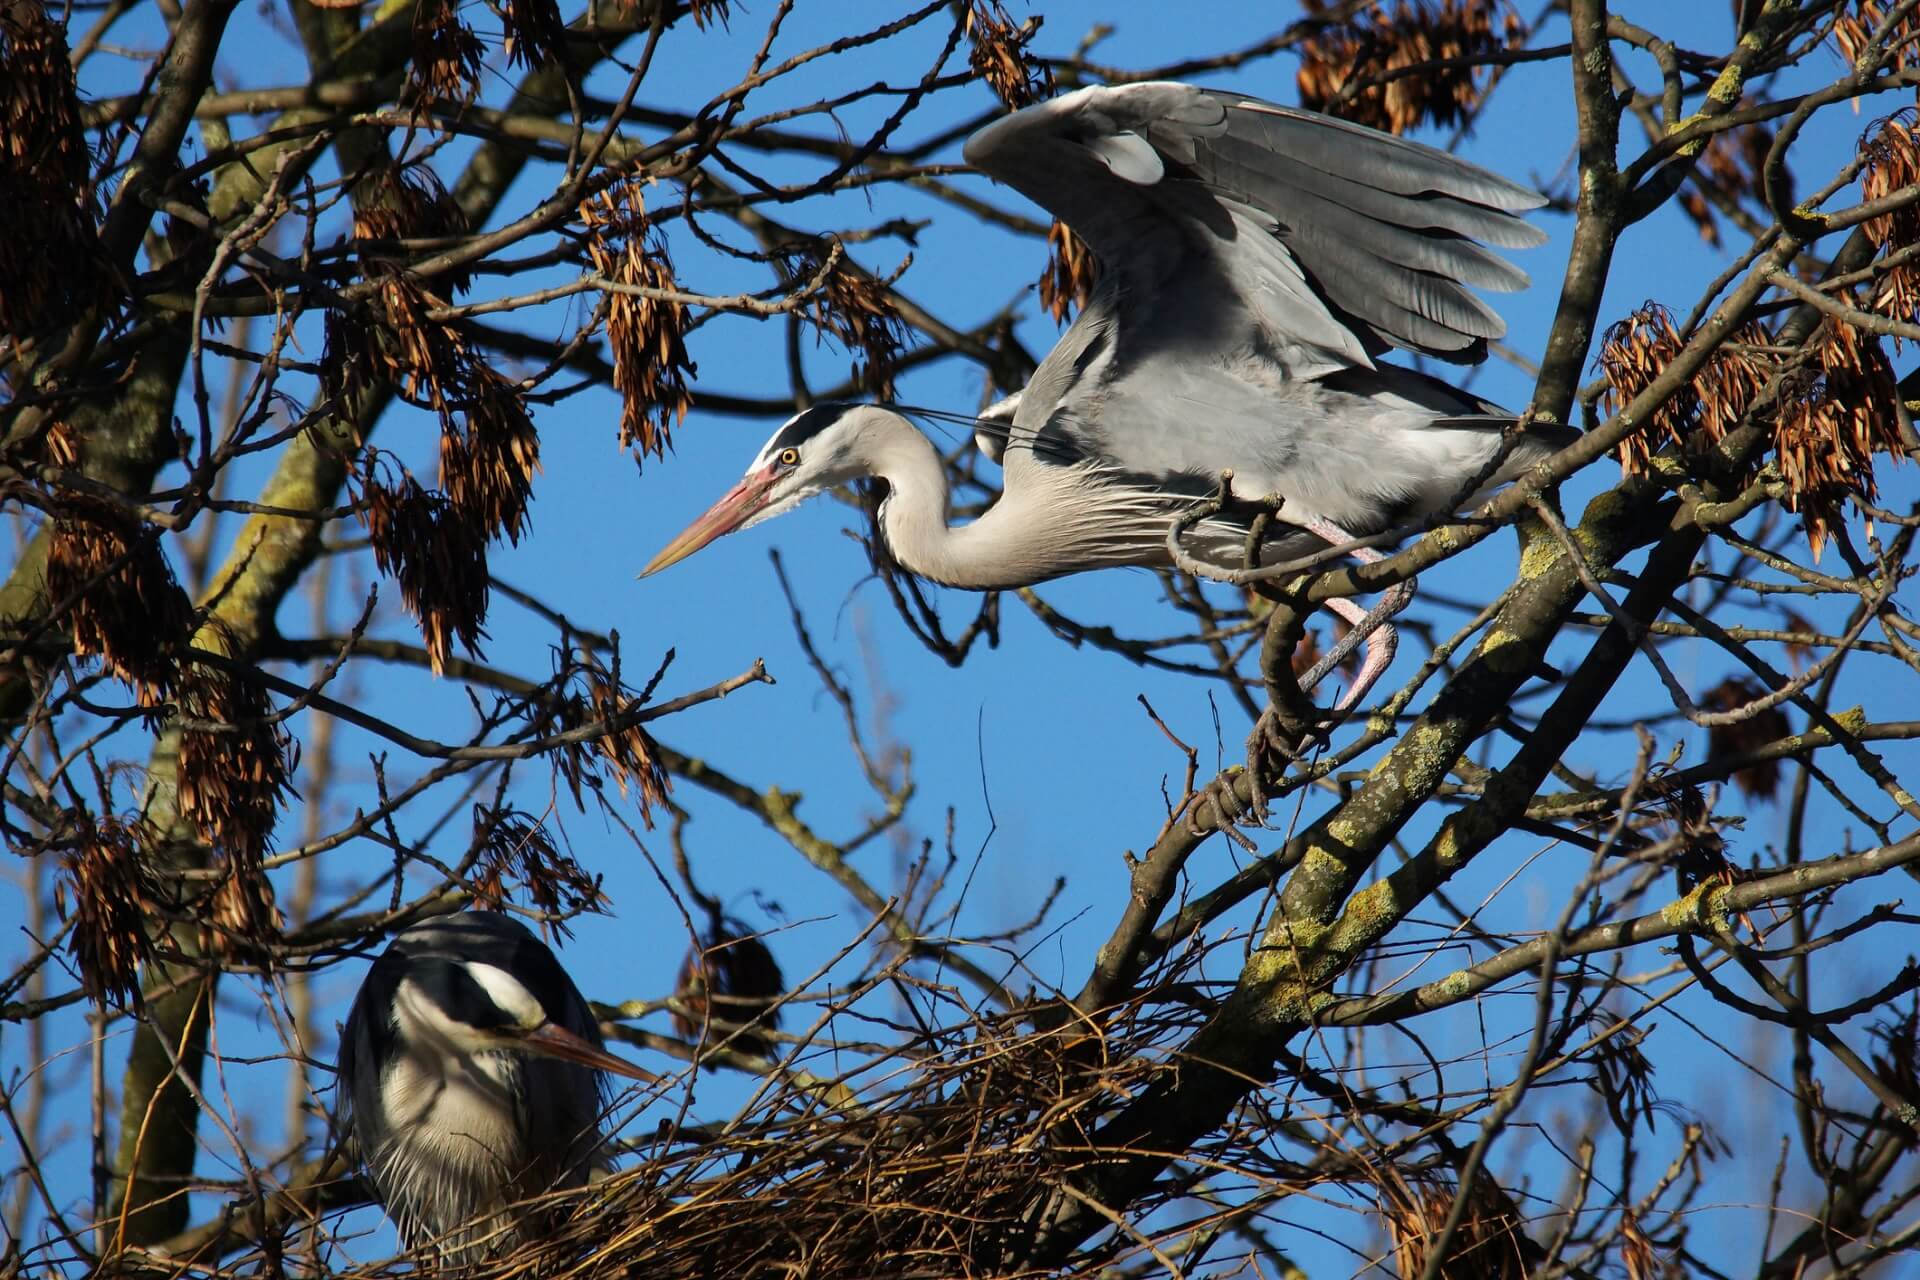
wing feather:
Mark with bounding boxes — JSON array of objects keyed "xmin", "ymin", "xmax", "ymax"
[{"xmin": 963, "ymin": 82, "xmax": 1544, "ymax": 369}]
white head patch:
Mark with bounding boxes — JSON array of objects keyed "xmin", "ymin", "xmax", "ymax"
[{"xmin": 463, "ymin": 962, "xmax": 545, "ymax": 1029}]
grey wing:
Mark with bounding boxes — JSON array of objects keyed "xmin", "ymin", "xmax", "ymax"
[{"xmin": 962, "ymin": 82, "xmax": 1545, "ymax": 376}]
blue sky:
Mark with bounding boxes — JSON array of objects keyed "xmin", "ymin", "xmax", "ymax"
[{"xmin": 7, "ymin": 3, "xmax": 1920, "ymax": 1274}]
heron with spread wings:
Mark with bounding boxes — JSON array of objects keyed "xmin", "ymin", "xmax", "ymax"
[{"xmin": 645, "ymin": 83, "xmax": 1573, "ymax": 709}]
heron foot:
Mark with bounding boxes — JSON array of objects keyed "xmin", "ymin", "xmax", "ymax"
[{"xmin": 1186, "ymin": 768, "xmax": 1260, "ymax": 851}]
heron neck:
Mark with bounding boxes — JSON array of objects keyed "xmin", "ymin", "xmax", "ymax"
[{"xmin": 863, "ymin": 413, "xmax": 1032, "ymax": 591}]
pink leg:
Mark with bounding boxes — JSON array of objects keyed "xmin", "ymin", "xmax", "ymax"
[{"xmin": 1293, "ymin": 517, "xmax": 1415, "ymax": 713}]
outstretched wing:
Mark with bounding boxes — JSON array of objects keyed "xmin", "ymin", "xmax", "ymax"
[{"xmin": 962, "ymin": 82, "xmax": 1545, "ymax": 376}]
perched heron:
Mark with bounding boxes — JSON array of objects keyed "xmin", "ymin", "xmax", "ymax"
[
  {"xmin": 338, "ymin": 912, "xmax": 656, "ymax": 1261},
  {"xmin": 643, "ymin": 82, "xmax": 1577, "ymax": 707}
]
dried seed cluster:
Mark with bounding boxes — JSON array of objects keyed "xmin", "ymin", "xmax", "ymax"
[
  {"xmin": 325, "ymin": 166, "xmax": 543, "ymax": 670},
  {"xmin": 503, "ymin": 0, "xmax": 567, "ymax": 70},
  {"xmin": 1295, "ymin": 0, "xmax": 1525, "ymax": 136},
  {"xmin": 359, "ymin": 468, "xmax": 492, "ymax": 671},
  {"xmin": 1038, "ymin": 218, "xmax": 1097, "ymax": 325},
  {"xmin": 206, "ymin": 859, "xmax": 285, "ymax": 964},
  {"xmin": 56, "ymin": 815, "xmax": 159, "ymax": 1007},
  {"xmin": 408, "ymin": 0, "xmax": 484, "ymax": 110},
  {"xmin": 1834, "ymin": 1, "xmax": 1920, "ymax": 72},
  {"xmin": 470, "ymin": 806, "xmax": 604, "ymax": 932},
  {"xmin": 581, "ymin": 182, "xmax": 697, "ymax": 464},
  {"xmin": 687, "ymin": 0, "xmax": 730, "ymax": 29},
  {"xmin": 965, "ymin": 1, "xmax": 1051, "ymax": 111},
  {"xmin": 174, "ymin": 655, "xmax": 298, "ymax": 867},
  {"xmin": 0, "ymin": 1, "xmax": 102, "ymax": 344},
  {"xmin": 1375, "ymin": 1169, "xmax": 1529, "ymax": 1280},
  {"xmin": 1773, "ymin": 318, "xmax": 1901, "ymax": 556},
  {"xmin": 578, "ymin": 664, "xmax": 671, "ymax": 817},
  {"xmin": 961, "ymin": 4, "xmax": 1096, "ymax": 326},
  {"xmin": 1859, "ymin": 111, "xmax": 1920, "ymax": 326},
  {"xmin": 1596, "ymin": 304, "xmax": 1772, "ymax": 471},
  {"xmin": 354, "ymin": 163, "xmax": 474, "ymax": 295},
  {"xmin": 1599, "ymin": 295, "xmax": 1906, "ymax": 555},
  {"xmin": 44, "ymin": 499, "xmax": 195, "ymax": 706},
  {"xmin": 543, "ymin": 651, "xmax": 672, "ymax": 824},
  {"xmin": 781, "ymin": 244, "xmax": 909, "ymax": 399}
]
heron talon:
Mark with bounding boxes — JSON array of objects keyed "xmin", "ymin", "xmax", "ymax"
[{"xmin": 1189, "ymin": 772, "xmax": 1259, "ymax": 850}]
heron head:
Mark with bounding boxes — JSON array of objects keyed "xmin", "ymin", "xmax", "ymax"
[
  {"xmin": 641, "ymin": 403, "xmax": 872, "ymax": 577},
  {"xmin": 403, "ymin": 957, "xmax": 657, "ymax": 1083}
]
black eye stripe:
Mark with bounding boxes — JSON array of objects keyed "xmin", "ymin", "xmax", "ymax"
[{"xmin": 763, "ymin": 403, "xmax": 845, "ymax": 458}]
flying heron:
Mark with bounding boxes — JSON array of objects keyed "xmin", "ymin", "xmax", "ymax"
[
  {"xmin": 337, "ymin": 911, "xmax": 656, "ymax": 1261},
  {"xmin": 644, "ymin": 82, "xmax": 1575, "ymax": 708}
]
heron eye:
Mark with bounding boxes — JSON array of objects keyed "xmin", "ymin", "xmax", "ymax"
[{"xmin": 777, "ymin": 447, "xmax": 800, "ymax": 467}]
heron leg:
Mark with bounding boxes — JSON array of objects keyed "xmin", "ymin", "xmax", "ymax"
[
  {"xmin": 1292, "ymin": 518, "xmax": 1414, "ymax": 714},
  {"xmin": 1237, "ymin": 521, "xmax": 1414, "ymax": 822}
]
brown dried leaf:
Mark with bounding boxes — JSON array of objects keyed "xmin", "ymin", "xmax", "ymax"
[
  {"xmin": 1676, "ymin": 189, "xmax": 1721, "ymax": 249},
  {"xmin": 1620, "ymin": 1211, "xmax": 1658, "ymax": 1280},
  {"xmin": 966, "ymin": 2, "xmax": 1052, "ymax": 110},
  {"xmin": 174, "ymin": 655, "xmax": 297, "ymax": 866},
  {"xmin": 1038, "ymin": 219, "xmax": 1097, "ymax": 324},
  {"xmin": 1595, "ymin": 302, "xmax": 1773, "ymax": 476},
  {"xmin": 1376, "ymin": 1169, "xmax": 1528, "ymax": 1280},
  {"xmin": 354, "ymin": 161, "xmax": 473, "ymax": 295},
  {"xmin": 784, "ymin": 245, "xmax": 910, "ymax": 399},
  {"xmin": 441, "ymin": 371, "xmax": 542, "ymax": 546},
  {"xmin": 1707, "ymin": 113, "xmax": 1781, "ymax": 207},
  {"xmin": 1858, "ymin": 111, "xmax": 1920, "ymax": 330},
  {"xmin": 407, "ymin": 0, "xmax": 483, "ymax": 111},
  {"xmin": 469, "ymin": 806, "xmax": 604, "ymax": 936},
  {"xmin": 1296, "ymin": 0, "xmax": 1526, "ymax": 136},
  {"xmin": 1678, "ymin": 111, "xmax": 1782, "ymax": 250},
  {"xmin": 581, "ymin": 183, "xmax": 697, "ymax": 463},
  {"xmin": 1287, "ymin": 620, "xmax": 1360, "ymax": 682},
  {"xmin": 0, "ymin": 1, "xmax": 102, "ymax": 343},
  {"xmin": 1780, "ymin": 608, "xmax": 1816, "ymax": 671},
  {"xmin": 56, "ymin": 814, "xmax": 159, "ymax": 1007},
  {"xmin": 359, "ymin": 462, "xmax": 491, "ymax": 673},
  {"xmin": 503, "ymin": 0, "xmax": 566, "ymax": 69},
  {"xmin": 44, "ymin": 498, "xmax": 194, "ymax": 705},
  {"xmin": 1834, "ymin": 2, "xmax": 1920, "ymax": 73},
  {"xmin": 673, "ymin": 918, "xmax": 785, "ymax": 1059},
  {"xmin": 205, "ymin": 862, "xmax": 284, "ymax": 964},
  {"xmin": 1701, "ymin": 678, "xmax": 1791, "ymax": 801},
  {"xmin": 1775, "ymin": 319, "xmax": 1903, "ymax": 557}
]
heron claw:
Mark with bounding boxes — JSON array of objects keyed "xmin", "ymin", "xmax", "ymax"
[{"xmin": 1187, "ymin": 770, "xmax": 1259, "ymax": 851}]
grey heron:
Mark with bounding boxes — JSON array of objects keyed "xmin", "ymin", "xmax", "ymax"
[
  {"xmin": 337, "ymin": 911, "xmax": 656, "ymax": 1261},
  {"xmin": 644, "ymin": 82, "xmax": 1576, "ymax": 707}
]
